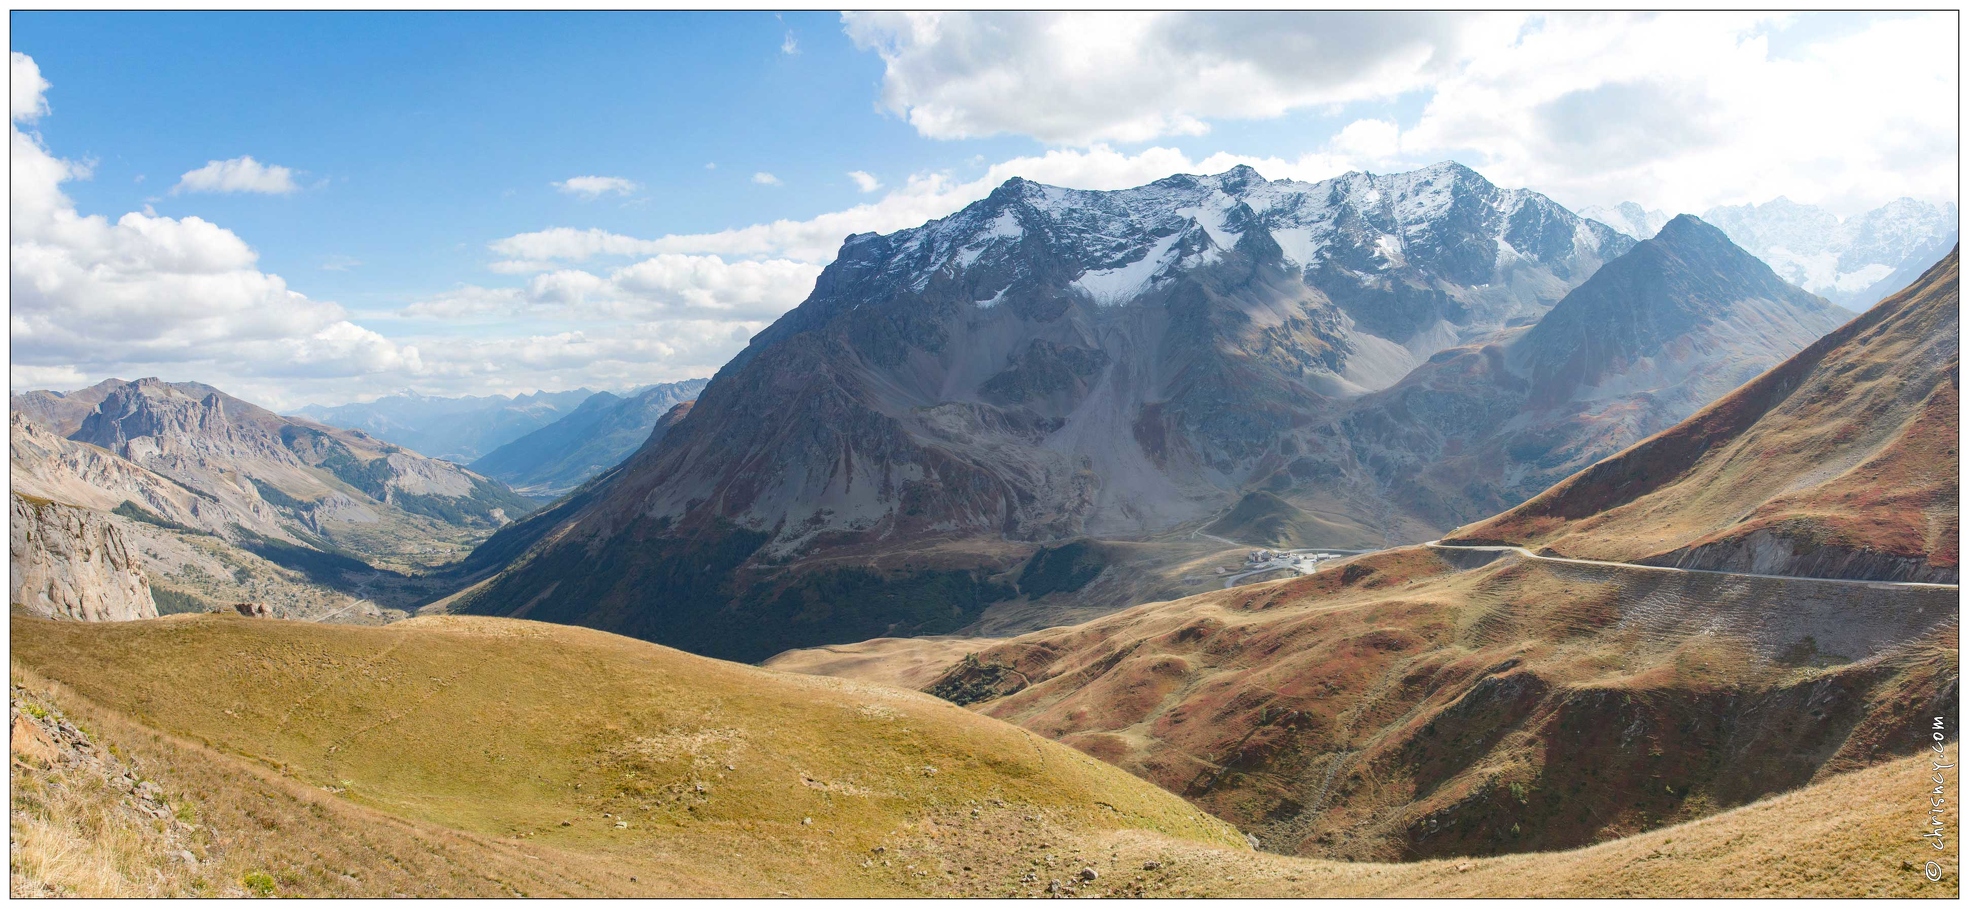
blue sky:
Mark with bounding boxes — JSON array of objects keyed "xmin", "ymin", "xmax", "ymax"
[
  {"xmin": 9, "ymin": 12, "xmax": 1956, "ymax": 407},
  {"xmin": 16, "ymin": 13, "xmax": 942, "ymax": 309}
]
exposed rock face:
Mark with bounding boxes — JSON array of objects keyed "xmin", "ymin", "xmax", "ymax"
[
  {"xmin": 10, "ymin": 379, "xmax": 126, "ymax": 437},
  {"xmin": 10, "ymin": 494, "xmax": 157, "ymax": 621},
  {"xmin": 1662, "ymin": 527, "xmax": 1956, "ymax": 585},
  {"xmin": 10, "ymin": 378, "xmax": 535, "ymax": 623},
  {"xmin": 9, "ymin": 412, "xmax": 263, "ymax": 537},
  {"xmin": 1452, "ymin": 249, "xmax": 1958, "ymax": 583}
]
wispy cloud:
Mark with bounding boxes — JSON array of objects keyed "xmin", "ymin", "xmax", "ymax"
[
  {"xmin": 752, "ymin": 172, "xmax": 781, "ymax": 186},
  {"xmin": 172, "ymin": 155, "xmax": 300, "ymax": 195},
  {"xmin": 847, "ymin": 170, "xmax": 882, "ymax": 193},
  {"xmin": 553, "ymin": 175, "xmax": 639, "ymax": 199}
]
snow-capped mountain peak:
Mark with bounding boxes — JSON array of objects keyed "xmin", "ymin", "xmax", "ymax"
[{"xmin": 822, "ymin": 162, "xmax": 1633, "ymax": 352}]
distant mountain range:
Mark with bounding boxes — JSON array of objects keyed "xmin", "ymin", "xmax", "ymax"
[
  {"xmin": 450, "ymin": 162, "xmax": 1850, "ymax": 662},
  {"xmin": 469, "ymin": 379, "xmax": 708, "ymax": 496},
  {"xmin": 293, "ymin": 388, "xmax": 597, "ymax": 463},
  {"xmin": 1584, "ymin": 196, "xmax": 1956, "ymax": 310}
]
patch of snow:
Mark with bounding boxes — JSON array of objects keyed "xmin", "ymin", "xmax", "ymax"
[
  {"xmin": 1494, "ymin": 236, "xmax": 1523, "ymax": 270},
  {"xmin": 1373, "ymin": 234, "xmax": 1407, "ymax": 269},
  {"xmin": 1271, "ymin": 227, "xmax": 1322, "ymax": 267},
  {"xmin": 1580, "ymin": 202, "xmax": 1670, "ymax": 240},
  {"xmin": 1175, "ymin": 199, "xmax": 1243, "ymax": 249},
  {"xmin": 1832, "ymin": 263, "xmax": 1894, "ymax": 294},
  {"xmin": 1073, "ymin": 231, "xmax": 1183, "ymax": 306}
]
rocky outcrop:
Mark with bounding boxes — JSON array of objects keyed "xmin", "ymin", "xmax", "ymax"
[
  {"xmin": 10, "ymin": 494, "xmax": 157, "ymax": 622},
  {"xmin": 10, "ymin": 411, "xmax": 270, "ymax": 537}
]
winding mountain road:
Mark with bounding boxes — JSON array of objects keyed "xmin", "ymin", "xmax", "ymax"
[{"xmin": 1422, "ymin": 541, "xmax": 1959, "ymax": 591}]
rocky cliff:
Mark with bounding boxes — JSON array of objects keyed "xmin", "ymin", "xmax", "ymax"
[{"xmin": 10, "ymin": 494, "xmax": 157, "ymax": 622}]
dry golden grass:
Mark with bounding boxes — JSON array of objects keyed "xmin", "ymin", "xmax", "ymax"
[
  {"xmin": 10, "ymin": 612, "xmax": 1246, "ymax": 897},
  {"xmin": 821, "ymin": 544, "xmax": 1955, "ymax": 865},
  {"xmin": 763, "ymin": 636, "xmax": 994, "ymax": 690},
  {"xmin": 11, "ymin": 669, "xmax": 686, "ymax": 897}
]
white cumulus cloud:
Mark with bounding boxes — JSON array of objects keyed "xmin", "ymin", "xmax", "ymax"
[
  {"xmin": 11, "ymin": 52, "xmax": 51, "ymax": 124},
  {"xmin": 839, "ymin": 11, "xmax": 1956, "ymax": 216},
  {"xmin": 842, "ymin": 11, "xmax": 1508, "ymax": 144},
  {"xmin": 752, "ymin": 172, "xmax": 781, "ymax": 186},
  {"xmin": 553, "ymin": 175, "xmax": 639, "ymax": 199},
  {"xmin": 408, "ymin": 254, "xmax": 820, "ymax": 324},
  {"xmin": 171, "ymin": 155, "xmax": 301, "ymax": 195},
  {"xmin": 848, "ymin": 170, "xmax": 883, "ymax": 192}
]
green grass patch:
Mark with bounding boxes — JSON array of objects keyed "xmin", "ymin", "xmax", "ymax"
[{"xmin": 151, "ymin": 588, "xmax": 212, "ymax": 616}]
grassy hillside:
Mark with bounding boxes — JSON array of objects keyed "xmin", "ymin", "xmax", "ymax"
[
  {"xmin": 10, "ymin": 611, "xmax": 1954, "ymax": 897},
  {"xmin": 10, "ymin": 613, "xmax": 1243, "ymax": 896},
  {"xmin": 839, "ymin": 544, "xmax": 1956, "ymax": 862}
]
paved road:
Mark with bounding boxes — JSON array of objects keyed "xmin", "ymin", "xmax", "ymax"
[{"xmin": 1423, "ymin": 541, "xmax": 1959, "ymax": 591}]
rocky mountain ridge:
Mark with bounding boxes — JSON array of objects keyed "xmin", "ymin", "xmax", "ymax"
[
  {"xmin": 1282, "ymin": 215, "xmax": 1849, "ymax": 537},
  {"xmin": 9, "ymin": 377, "xmax": 535, "ymax": 623}
]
